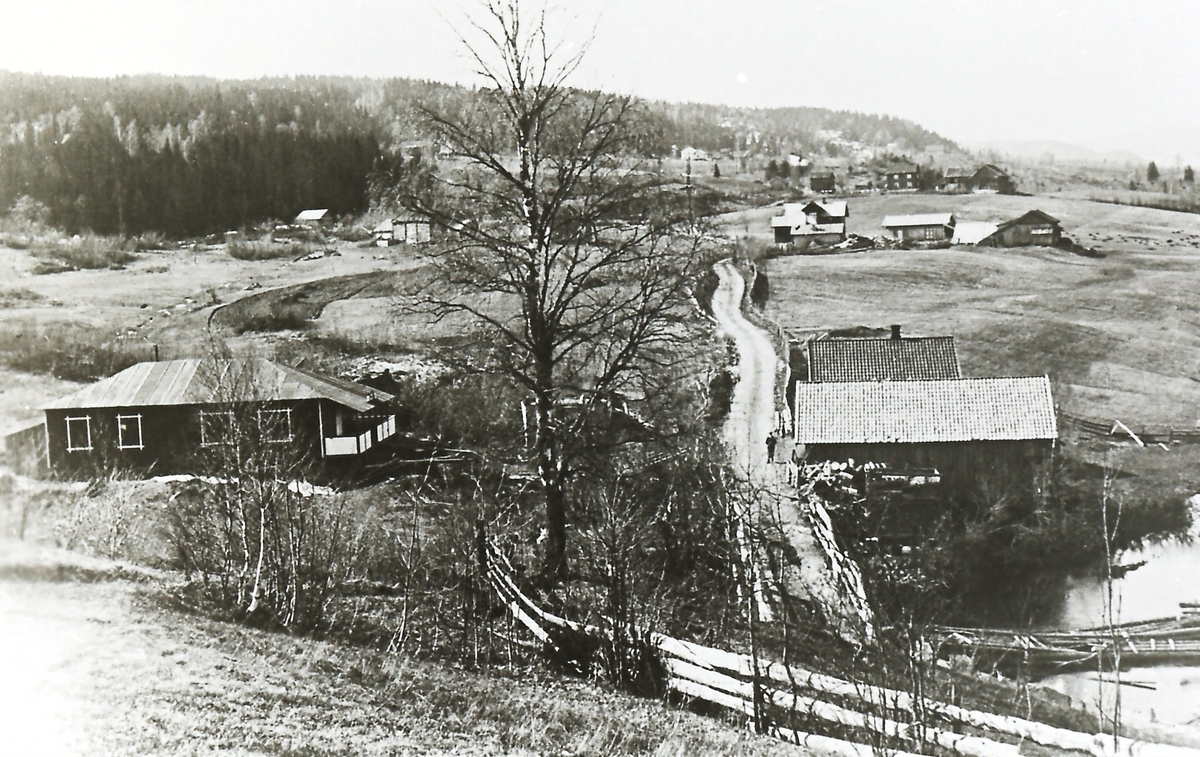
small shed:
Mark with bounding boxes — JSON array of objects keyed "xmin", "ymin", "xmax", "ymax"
[
  {"xmin": 294, "ymin": 208, "xmax": 331, "ymax": 226},
  {"xmin": 881, "ymin": 164, "xmax": 919, "ymax": 191},
  {"xmin": 981, "ymin": 210, "xmax": 1062, "ymax": 247},
  {"xmin": 392, "ymin": 213, "xmax": 432, "ymax": 245},
  {"xmin": 881, "ymin": 213, "xmax": 956, "ymax": 242}
]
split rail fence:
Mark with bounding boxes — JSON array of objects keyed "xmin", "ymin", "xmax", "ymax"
[{"xmin": 480, "ymin": 539, "xmax": 1200, "ymax": 757}]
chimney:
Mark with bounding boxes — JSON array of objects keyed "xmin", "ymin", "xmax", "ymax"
[{"xmin": 890, "ymin": 324, "xmax": 902, "ymax": 340}]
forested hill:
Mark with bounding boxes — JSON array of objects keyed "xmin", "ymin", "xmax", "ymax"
[{"xmin": 0, "ymin": 72, "xmax": 955, "ymax": 237}]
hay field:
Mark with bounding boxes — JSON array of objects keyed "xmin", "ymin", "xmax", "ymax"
[{"xmin": 751, "ymin": 195, "xmax": 1200, "ymax": 427}]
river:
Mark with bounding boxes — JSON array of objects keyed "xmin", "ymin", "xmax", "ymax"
[{"xmin": 1036, "ymin": 537, "xmax": 1200, "ymax": 726}]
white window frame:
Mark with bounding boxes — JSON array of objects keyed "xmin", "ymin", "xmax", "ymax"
[
  {"xmin": 65, "ymin": 415, "xmax": 92, "ymax": 452},
  {"xmin": 116, "ymin": 413, "xmax": 144, "ymax": 450},
  {"xmin": 258, "ymin": 407, "xmax": 294, "ymax": 444},
  {"xmin": 199, "ymin": 409, "xmax": 235, "ymax": 447}
]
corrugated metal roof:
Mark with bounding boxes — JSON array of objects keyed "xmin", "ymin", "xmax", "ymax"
[
  {"xmin": 794, "ymin": 376, "xmax": 1057, "ymax": 444},
  {"xmin": 882, "ymin": 213, "xmax": 955, "ymax": 228},
  {"xmin": 809, "ymin": 337, "xmax": 961, "ymax": 382},
  {"xmin": 43, "ymin": 359, "xmax": 391, "ymax": 413}
]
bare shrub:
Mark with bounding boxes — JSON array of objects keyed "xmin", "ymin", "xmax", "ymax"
[
  {"xmin": 0, "ymin": 321, "xmax": 150, "ymax": 381},
  {"xmin": 227, "ymin": 239, "xmax": 315, "ymax": 260},
  {"xmin": 31, "ymin": 234, "xmax": 138, "ymax": 273}
]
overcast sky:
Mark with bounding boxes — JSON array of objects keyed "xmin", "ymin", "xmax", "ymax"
[{"xmin": 3, "ymin": 0, "xmax": 1198, "ymax": 163}]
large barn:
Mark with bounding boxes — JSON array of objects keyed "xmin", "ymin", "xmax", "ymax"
[
  {"xmin": 981, "ymin": 210, "xmax": 1062, "ymax": 247},
  {"xmin": 793, "ymin": 376, "xmax": 1057, "ymax": 506},
  {"xmin": 41, "ymin": 359, "xmax": 397, "ymax": 478}
]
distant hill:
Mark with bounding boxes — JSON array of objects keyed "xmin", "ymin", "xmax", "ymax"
[
  {"xmin": 975, "ymin": 139, "xmax": 1143, "ymax": 166},
  {"xmin": 0, "ymin": 71, "xmax": 960, "ymax": 236}
]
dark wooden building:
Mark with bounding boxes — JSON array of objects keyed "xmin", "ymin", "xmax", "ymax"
[
  {"xmin": 41, "ymin": 359, "xmax": 397, "ymax": 478},
  {"xmin": 981, "ymin": 210, "xmax": 1062, "ymax": 248},
  {"xmin": 881, "ymin": 163, "xmax": 919, "ymax": 191},
  {"xmin": 968, "ymin": 164, "xmax": 1016, "ymax": 194},
  {"xmin": 810, "ymin": 173, "xmax": 837, "ymax": 194},
  {"xmin": 793, "ymin": 376, "xmax": 1057, "ymax": 507},
  {"xmin": 808, "ymin": 329, "xmax": 960, "ymax": 382},
  {"xmin": 881, "ymin": 213, "xmax": 956, "ymax": 242}
]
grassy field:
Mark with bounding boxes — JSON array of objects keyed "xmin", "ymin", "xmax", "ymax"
[
  {"xmin": 0, "ymin": 539, "xmax": 814, "ymax": 757},
  {"xmin": 723, "ymin": 194, "xmax": 1200, "ymax": 428}
]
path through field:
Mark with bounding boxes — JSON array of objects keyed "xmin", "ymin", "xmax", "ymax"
[{"xmin": 710, "ymin": 260, "xmax": 871, "ymax": 642}]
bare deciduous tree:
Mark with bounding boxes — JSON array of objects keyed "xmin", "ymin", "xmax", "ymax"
[{"xmin": 399, "ymin": 1, "xmax": 704, "ymax": 582}]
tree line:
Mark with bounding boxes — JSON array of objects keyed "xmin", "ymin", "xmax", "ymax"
[{"xmin": 0, "ymin": 70, "xmax": 957, "ymax": 237}]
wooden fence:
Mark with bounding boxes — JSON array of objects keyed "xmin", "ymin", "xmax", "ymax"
[{"xmin": 479, "ymin": 539, "xmax": 1200, "ymax": 757}]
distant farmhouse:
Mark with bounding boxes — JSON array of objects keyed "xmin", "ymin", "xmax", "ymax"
[
  {"xmin": 679, "ymin": 146, "xmax": 710, "ymax": 161},
  {"xmin": 881, "ymin": 163, "xmax": 919, "ymax": 191},
  {"xmin": 980, "ymin": 210, "xmax": 1062, "ymax": 247},
  {"xmin": 809, "ymin": 173, "xmax": 837, "ymax": 194},
  {"xmin": 882, "ymin": 213, "xmax": 956, "ymax": 242},
  {"xmin": 771, "ymin": 200, "xmax": 848, "ymax": 245},
  {"xmin": 39, "ymin": 359, "xmax": 398, "ymax": 478},
  {"xmin": 294, "ymin": 208, "xmax": 331, "ymax": 226},
  {"xmin": 938, "ymin": 168, "xmax": 973, "ymax": 192}
]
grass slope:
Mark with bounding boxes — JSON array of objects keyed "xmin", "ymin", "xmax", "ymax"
[{"xmin": 0, "ymin": 540, "xmax": 807, "ymax": 757}]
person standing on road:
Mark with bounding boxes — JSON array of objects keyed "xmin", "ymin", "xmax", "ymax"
[{"xmin": 766, "ymin": 434, "xmax": 777, "ymax": 463}]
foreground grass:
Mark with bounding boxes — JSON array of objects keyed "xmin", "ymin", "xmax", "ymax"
[{"xmin": 0, "ymin": 540, "xmax": 808, "ymax": 757}]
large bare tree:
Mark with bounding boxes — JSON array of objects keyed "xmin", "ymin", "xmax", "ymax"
[{"xmin": 400, "ymin": 1, "xmax": 703, "ymax": 581}]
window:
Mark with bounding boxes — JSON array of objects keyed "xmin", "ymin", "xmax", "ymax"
[
  {"xmin": 258, "ymin": 408, "xmax": 293, "ymax": 443},
  {"xmin": 924, "ymin": 226, "xmax": 941, "ymax": 240},
  {"xmin": 199, "ymin": 410, "xmax": 235, "ymax": 446},
  {"xmin": 116, "ymin": 414, "xmax": 143, "ymax": 450},
  {"xmin": 65, "ymin": 416, "xmax": 92, "ymax": 451}
]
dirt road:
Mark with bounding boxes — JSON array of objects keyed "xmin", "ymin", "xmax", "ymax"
[{"xmin": 710, "ymin": 260, "xmax": 872, "ymax": 643}]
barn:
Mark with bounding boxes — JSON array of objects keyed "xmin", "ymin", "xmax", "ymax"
[
  {"xmin": 807, "ymin": 328, "xmax": 960, "ymax": 382},
  {"xmin": 809, "ymin": 173, "xmax": 837, "ymax": 194},
  {"xmin": 41, "ymin": 359, "xmax": 398, "ymax": 478},
  {"xmin": 981, "ymin": 210, "xmax": 1062, "ymax": 247},
  {"xmin": 793, "ymin": 376, "xmax": 1057, "ymax": 507},
  {"xmin": 881, "ymin": 213, "xmax": 956, "ymax": 242},
  {"xmin": 968, "ymin": 165, "xmax": 1016, "ymax": 194}
]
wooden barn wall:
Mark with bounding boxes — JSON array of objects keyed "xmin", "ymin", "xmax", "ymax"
[{"xmin": 806, "ymin": 439, "xmax": 1054, "ymax": 506}]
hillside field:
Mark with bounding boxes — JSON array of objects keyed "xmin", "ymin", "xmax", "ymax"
[{"xmin": 724, "ymin": 194, "xmax": 1200, "ymax": 428}]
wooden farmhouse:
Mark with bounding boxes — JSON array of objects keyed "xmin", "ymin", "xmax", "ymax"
[
  {"xmin": 981, "ymin": 210, "xmax": 1062, "ymax": 247},
  {"xmin": 793, "ymin": 375, "xmax": 1057, "ymax": 506},
  {"xmin": 809, "ymin": 173, "xmax": 837, "ymax": 194},
  {"xmin": 40, "ymin": 359, "xmax": 398, "ymax": 478},
  {"xmin": 968, "ymin": 164, "xmax": 1016, "ymax": 194},
  {"xmin": 882, "ymin": 213, "xmax": 956, "ymax": 242},
  {"xmin": 881, "ymin": 164, "xmax": 919, "ymax": 191},
  {"xmin": 771, "ymin": 200, "xmax": 849, "ymax": 245},
  {"xmin": 807, "ymin": 328, "xmax": 961, "ymax": 382}
]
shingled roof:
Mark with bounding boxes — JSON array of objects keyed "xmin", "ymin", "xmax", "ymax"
[
  {"xmin": 44, "ymin": 359, "xmax": 392, "ymax": 413},
  {"xmin": 809, "ymin": 336, "xmax": 961, "ymax": 382},
  {"xmin": 793, "ymin": 376, "xmax": 1057, "ymax": 444}
]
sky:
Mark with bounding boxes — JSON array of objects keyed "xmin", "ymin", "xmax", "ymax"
[{"xmin": 2, "ymin": 0, "xmax": 1198, "ymax": 163}]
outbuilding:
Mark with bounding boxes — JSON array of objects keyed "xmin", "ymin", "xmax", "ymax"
[
  {"xmin": 807, "ymin": 328, "xmax": 960, "ymax": 382},
  {"xmin": 968, "ymin": 165, "xmax": 1016, "ymax": 194},
  {"xmin": 881, "ymin": 213, "xmax": 956, "ymax": 242},
  {"xmin": 294, "ymin": 208, "xmax": 331, "ymax": 226},
  {"xmin": 981, "ymin": 210, "xmax": 1062, "ymax": 247}
]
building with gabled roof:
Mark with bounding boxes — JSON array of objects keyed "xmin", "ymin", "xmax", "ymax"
[
  {"xmin": 881, "ymin": 163, "xmax": 920, "ymax": 191},
  {"xmin": 980, "ymin": 210, "xmax": 1062, "ymax": 247},
  {"xmin": 793, "ymin": 375, "xmax": 1057, "ymax": 506},
  {"xmin": 969, "ymin": 164, "xmax": 1016, "ymax": 194},
  {"xmin": 771, "ymin": 200, "xmax": 848, "ymax": 245},
  {"xmin": 294, "ymin": 208, "xmax": 330, "ymax": 225},
  {"xmin": 41, "ymin": 359, "xmax": 399, "ymax": 477},
  {"xmin": 882, "ymin": 213, "xmax": 956, "ymax": 242},
  {"xmin": 808, "ymin": 329, "xmax": 960, "ymax": 382}
]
